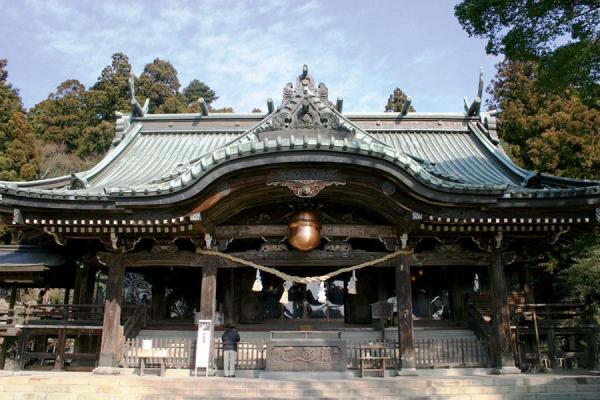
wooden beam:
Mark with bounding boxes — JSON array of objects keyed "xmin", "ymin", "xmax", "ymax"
[
  {"xmin": 396, "ymin": 254, "xmax": 417, "ymax": 375},
  {"xmin": 96, "ymin": 253, "xmax": 125, "ymax": 370},
  {"xmin": 116, "ymin": 249, "xmax": 493, "ymax": 269},
  {"xmin": 489, "ymin": 248, "xmax": 519, "ymax": 373},
  {"xmin": 215, "ymin": 225, "xmax": 399, "ymax": 239}
]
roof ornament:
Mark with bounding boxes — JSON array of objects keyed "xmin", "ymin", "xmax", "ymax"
[
  {"xmin": 401, "ymin": 96, "xmax": 413, "ymax": 116},
  {"xmin": 266, "ymin": 64, "xmax": 345, "ymax": 131},
  {"xmin": 198, "ymin": 98, "xmax": 209, "ymax": 116},
  {"xmin": 129, "ymin": 71, "xmax": 149, "ymax": 117},
  {"xmin": 70, "ymin": 173, "xmax": 88, "ymax": 190},
  {"xmin": 464, "ymin": 68, "xmax": 483, "ymax": 116}
]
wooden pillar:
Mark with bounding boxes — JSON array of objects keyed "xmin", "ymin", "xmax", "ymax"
[
  {"xmin": 523, "ymin": 266, "xmax": 535, "ymax": 304},
  {"xmin": 0, "ymin": 284, "xmax": 18, "ymax": 370},
  {"xmin": 73, "ymin": 263, "xmax": 95, "ymax": 305},
  {"xmin": 13, "ymin": 330, "xmax": 27, "ymax": 370},
  {"xmin": 53, "ymin": 328, "xmax": 67, "ymax": 371},
  {"xmin": 489, "ymin": 248, "xmax": 519, "ymax": 373},
  {"xmin": 151, "ymin": 278, "xmax": 166, "ymax": 321},
  {"xmin": 585, "ymin": 304, "xmax": 600, "ymax": 370},
  {"xmin": 200, "ymin": 264, "xmax": 217, "ymax": 371},
  {"xmin": 224, "ymin": 269, "xmax": 235, "ymax": 325},
  {"xmin": 96, "ymin": 253, "xmax": 125, "ymax": 370},
  {"xmin": 395, "ymin": 254, "xmax": 417, "ymax": 375}
]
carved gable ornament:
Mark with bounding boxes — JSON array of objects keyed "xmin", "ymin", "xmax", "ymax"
[
  {"xmin": 263, "ymin": 65, "xmax": 350, "ymax": 133},
  {"xmin": 267, "ymin": 169, "xmax": 346, "ymax": 198}
]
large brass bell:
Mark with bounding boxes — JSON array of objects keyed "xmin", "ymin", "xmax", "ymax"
[{"xmin": 288, "ymin": 210, "xmax": 321, "ymax": 251}]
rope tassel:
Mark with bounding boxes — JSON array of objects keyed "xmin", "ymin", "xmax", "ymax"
[
  {"xmin": 348, "ymin": 270, "xmax": 357, "ymax": 295},
  {"xmin": 252, "ymin": 269, "xmax": 263, "ymax": 292},
  {"xmin": 279, "ymin": 281, "xmax": 291, "ymax": 304}
]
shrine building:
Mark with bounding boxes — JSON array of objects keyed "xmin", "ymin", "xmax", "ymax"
[{"xmin": 0, "ymin": 66, "xmax": 598, "ymax": 375}]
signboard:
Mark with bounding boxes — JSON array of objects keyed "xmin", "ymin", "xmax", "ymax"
[{"xmin": 194, "ymin": 319, "xmax": 212, "ymax": 377}]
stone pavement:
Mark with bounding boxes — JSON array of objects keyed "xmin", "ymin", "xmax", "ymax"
[{"xmin": 0, "ymin": 370, "xmax": 599, "ymax": 399}]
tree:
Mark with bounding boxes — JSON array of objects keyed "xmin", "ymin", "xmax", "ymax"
[
  {"xmin": 385, "ymin": 88, "xmax": 415, "ymax": 112},
  {"xmin": 489, "ymin": 60, "xmax": 600, "ymax": 179},
  {"xmin": 0, "ymin": 59, "xmax": 40, "ymax": 181},
  {"xmin": 455, "ymin": 0, "xmax": 600, "ymax": 103},
  {"xmin": 558, "ymin": 233, "xmax": 600, "ymax": 308},
  {"xmin": 29, "ymin": 79, "xmax": 89, "ymax": 152},
  {"xmin": 137, "ymin": 58, "xmax": 187, "ymax": 113},
  {"xmin": 90, "ymin": 52, "xmax": 132, "ymax": 120},
  {"xmin": 182, "ymin": 79, "xmax": 218, "ymax": 107}
]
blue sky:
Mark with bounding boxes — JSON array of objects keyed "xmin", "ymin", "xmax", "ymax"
[{"xmin": 0, "ymin": 0, "xmax": 500, "ymax": 113}]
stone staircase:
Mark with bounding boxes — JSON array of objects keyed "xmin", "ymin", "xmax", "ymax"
[{"xmin": 0, "ymin": 371, "xmax": 599, "ymax": 399}]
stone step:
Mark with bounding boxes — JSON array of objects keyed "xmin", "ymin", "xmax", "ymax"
[{"xmin": 1, "ymin": 372, "xmax": 599, "ymax": 400}]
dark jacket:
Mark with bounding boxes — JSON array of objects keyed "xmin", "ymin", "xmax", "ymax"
[{"xmin": 222, "ymin": 328, "xmax": 240, "ymax": 351}]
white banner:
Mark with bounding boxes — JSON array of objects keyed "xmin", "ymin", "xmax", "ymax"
[{"xmin": 194, "ymin": 320, "xmax": 212, "ymax": 377}]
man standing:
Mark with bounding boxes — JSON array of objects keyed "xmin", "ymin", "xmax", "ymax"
[{"xmin": 221, "ymin": 324, "xmax": 240, "ymax": 377}]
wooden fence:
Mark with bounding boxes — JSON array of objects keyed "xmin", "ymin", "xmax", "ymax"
[{"xmin": 122, "ymin": 337, "xmax": 490, "ymax": 370}]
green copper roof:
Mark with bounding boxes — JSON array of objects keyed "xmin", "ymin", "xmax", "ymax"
[{"xmin": 0, "ymin": 67, "xmax": 599, "ymax": 204}]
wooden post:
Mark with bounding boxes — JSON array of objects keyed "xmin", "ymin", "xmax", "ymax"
[
  {"xmin": 96, "ymin": 253, "xmax": 125, "ymax": 371},
  {"xmin": 13, "ymin": 330, "xmax": 27, "ymax": 370},
  {"xmin": 0, "ymin": 284, "xmax": 18, "ymax": 370},
  {"xmin": 489, "ymin": 248, "xmax": 519, "ymax": 373},
  {"xmin": 200, "ymin": 263, "xmax": 217, "ymax": 372},
  {"xmin": 53, "ymin": 328, "xmax": 67, "ymax": 371},
  {"xmin": 586, "ymin": 310, "xmax": 600, "ymax": 371},
  {"xmin": 151, "ymin": 278, "xmax": 166, "ymax": 321},
  {"xmin": 395, "ymin": 254, "xmax": 417, "ymax": 375},
  {"xmin": 523, "ymin": 266, "xmax": 535, "ymax": 304},
  {"xmin": 224, "ymin": 269, "xmax": 235, "ymax": 325}
]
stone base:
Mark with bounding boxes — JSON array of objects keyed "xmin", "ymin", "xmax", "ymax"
[
  {"xmin": 92, "ymin": 366, "xmax": 122, "ymax": 375},
  {"xmin": 397, "ymin": 368, "xmax": 418, "ymax": 376},
  {"xmin": 259, "ymin": 371, "xmax": 355, "ymax": 380},
  {"xmin": 492, "ymin": 366, "xmax": 521, "ymax": 375}
]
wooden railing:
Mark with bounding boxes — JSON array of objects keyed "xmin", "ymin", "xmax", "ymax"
[
  {"xmin": 20, "ymin": 304, "xmax": 104, "ymax": 325},
  {"xmin": 467, "ymin": 304, "xmax": 492, "ymax": 343},
  {"xmin": 511, "ymin": 303, "xmax": 589, "ymax": 326},
  {"xmin": 0, "ymin": 308, "xmax": 18, "ymax": 329},
  {"xmin": 122, "ymin": 337, "xmax": 491, "ymax": 370}
]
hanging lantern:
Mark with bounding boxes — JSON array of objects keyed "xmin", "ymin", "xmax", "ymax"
[
  {"xmin": 252, "ymin": 269, "xmax": 263, "ymax": 292},
  {"xmin": 288, "ymin": 210, "xmax": 321, "ymax": 251},
  {"xmin": 347, "ymin": 271, "xmax": 357, "ymax": 295},
  {"xmin": 317, "ymin": 281, "xmax": 327, "ymax": 304},
  {"xmin": 279, "ymin": 281, "xmax": 291, "ymax": 304}
]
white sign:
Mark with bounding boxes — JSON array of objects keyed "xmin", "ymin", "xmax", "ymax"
[
  {"xmin": 142, "ymin": 339, "xmax": 152, "ymax": 351},
  {"xmin": 194, "ymin": 319, "xmax": 212, "ymax": 377}
]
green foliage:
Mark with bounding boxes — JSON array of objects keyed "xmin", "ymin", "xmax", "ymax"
[
  {"xmin": 556, "ymin": 232, "xmax": 600, "ymax": 306},
  {"xmin": 4, "ymin": 53, "xmax": 221, "ymax": 181},
  {"xmin": 489, "ymin": 60, "xmax": 600, "ymax": 179},
  {"xmin": 183, "ymin": 79, "xmax": 218, "ymax": 107},
  {"xmin": 0, "ymin": 59, "xmax": 40, "ymax": 181},
  {"xmin": 137, "ymin": 58, "xmax": 187, "ymax": 113},
  {"xmin": 385, "ymin": 88, "xmax": 415, "ymax": 112},
  {"xmin": 455, "ymin": 0, "xmax": 599, "ymax": 104}
]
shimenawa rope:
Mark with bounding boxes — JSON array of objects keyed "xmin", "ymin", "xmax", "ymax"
[{"xmin": 197, "ymin": 248, "xmax": 412, "ymax": 284}]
